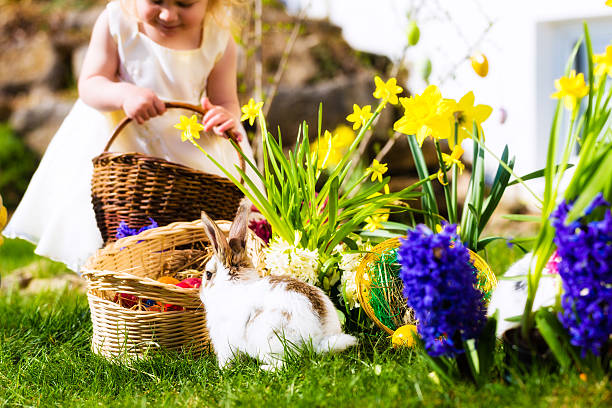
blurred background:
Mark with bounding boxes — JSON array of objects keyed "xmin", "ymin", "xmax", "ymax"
[{"xmin": 1, "ymin": 0, "xmax": 611, "ymax": 216}]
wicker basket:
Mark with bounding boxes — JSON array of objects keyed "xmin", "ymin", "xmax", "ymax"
[
  {"xmin": 356, "ymin": 237, "xmax": 498, "ymax": 335},
  {"xmin": 81, "ymin": 219, "xmax": 266, "ymax": 360},
  {"xmin": 91, "ymin": 102, "xmax": 245, "ymax": 244}
]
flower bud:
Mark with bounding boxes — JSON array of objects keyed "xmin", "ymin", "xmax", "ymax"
[
  {"xmin": 421, "ymin": 58, "xmax": 432, "ymax": 82},
  {"xmin": 470, "ymin": 52, "xmax": 489, "ymax": 77},
  {"xmin": 406, "ymin": 20, "xmax": 420, "ymax": 46}
]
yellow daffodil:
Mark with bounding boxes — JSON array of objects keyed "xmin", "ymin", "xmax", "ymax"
[
  {"xmin": 393, "ymin": 85, "xmax": 453, "ymax": 146},
  {"xmin": 367, "ymin": 159, "xmax": 388, "ymax": 183},
  {"xmin": 174, "ymin": 115, "xmax": 204, "ymax": 142},
  {"xmin": 446, "ymin": 92, "xmax": 492, "ymax": 148},
  {"xmin": 312, "ymin": 125, "xmax": 356, "ymax": 170},
  {"xmin": 363, "ymin": 213, "xmax": 387, "ymax": 232},
  {"xmin": 0, "ymin": 194, "xmax": 6, "ymax": 246},
  {"xmin": 435, "ymin": 224, "xmax": 461, "ymax": 234},
  {"xmin": 470, "ymin": 52, "xmax": 489, "ymax": 77},
  {"xmin": 312, "ymin": 131, "xmax": 337, "ymax": 169},
  {"xmin": 444, "ymin": 145, "xmax": 465, "ymax": 172},
  {"xmin": 367, "ymin": 191, "xmax": 391, "ymax": 222},
  {"xmin": 607, "ymin": 0, "xmax": 612, "ymax": 7},
  {"xmin": 332, "ymin": 124, "xmax": 356, "ymax": 148},
  {"xmin": 594, "ymin": 45, "xmax": 612, "ymax": 77},
  {"xmin": 346, "ymin": 104, "xmax": 373, "ymax": 130},
  {"xmin": 373, "ymin": 76, "xmax": 403, "ymax": 105},
  {"xmin": 551, "ymin": 70, "xmax": 589, "ymax": 111},
  {"xmin": 240, "ymin": 98, "xmax": 264, "ymax": 126},
  {"xmin": 436, "ymin": 145, "xmax": 465, "ymax": 185}
]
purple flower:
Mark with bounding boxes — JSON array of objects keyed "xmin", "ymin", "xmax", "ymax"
[
  {"xmin": 397, "ymin": 223, "xmax": 487, "ymax": 357},
  {"xmin": 116, "ymin": 218, "xmax": 158, "ymax": 240},
  {"xmin": 552, "ymin": 193, "xmax": 612, "ymax": 356}
]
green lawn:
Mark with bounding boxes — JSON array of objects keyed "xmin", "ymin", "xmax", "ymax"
[{"xmin": 0, "ymin": 238, "xmax": 610, "ymax": 407}]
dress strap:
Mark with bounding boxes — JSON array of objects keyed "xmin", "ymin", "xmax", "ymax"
[
  {"xmin": 106, "ymin": 0, "xmax": 138, "ymax": 45},
  {"xmin": 201, "ymin": 14, "xmax": 230, "ymax": 64}
]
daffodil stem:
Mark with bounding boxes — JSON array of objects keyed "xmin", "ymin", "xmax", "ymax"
[
  {"xmin": 451, "ymin": 124, "xmax": 459, "ymax": 225},
  {"xmin": 434, "ymin": 140, "xmax": 455, "ymax": 223},
  {"xmin": 345, "ymin": 102, "xmax": 386, "ymax": 182},
  {"xmin": 469, "ymin": 133, "xmax": 544, "ymax": 205}
]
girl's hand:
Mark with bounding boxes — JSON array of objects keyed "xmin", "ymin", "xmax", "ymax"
[
  {"xmin": 122, "ymin": 87, "xmax": 166, "ymax": 124},
  {"xmin": 201, "ymin": 97, "xmax": 239, "ymax": 137}
]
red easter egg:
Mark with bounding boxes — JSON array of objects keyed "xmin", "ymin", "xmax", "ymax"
[
  {"xmin": 114, "ymin": 293, "xmax": 139, "ymax": 308},
  {"xmin": 176, "ymin": 277, "xmax": 202, "ymax": 288},
  {"xmin": 155, "ymin": 301, "xmax": 184, "ymax": 312}
]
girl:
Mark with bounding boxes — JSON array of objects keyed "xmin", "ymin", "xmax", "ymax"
[{"xmin": 3, "ymin": 0, "xmax": 259, "ymax": 271}]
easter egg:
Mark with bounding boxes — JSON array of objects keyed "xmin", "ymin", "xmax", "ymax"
[
  {"xmin": 392, "ymin": 325, "xmax": 418, "ymax": 348},
  {"xmin": 157, "ymin": 276, "xmax": 180, "ymax": 285},
  {"xmin": 470, "ymin": 52, "xmax": 489, "ymax": 77},
  {"xmin": 176, "ymin": 277, "xmax": 202, "ymax": 288},
  {"xmin": 156, "ymin": 301, "xmax": 184, "ymax": 312},
  {"xmin": 113, "ymin": 293, "xmax": 139, "ymax": 308}
]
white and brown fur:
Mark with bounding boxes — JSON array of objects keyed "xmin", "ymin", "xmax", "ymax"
[{"xmin": 199, "ymin": 199, "xmax": 357, "ymax": 371}]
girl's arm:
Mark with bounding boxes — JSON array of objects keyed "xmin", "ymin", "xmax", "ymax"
[
  {"xmin": 201, "ymin": 38, "xmax": 241, "ymax": 135},
  {"xmin": 78, "ymin": 9, "xmax": 165, "ymax": 124}
]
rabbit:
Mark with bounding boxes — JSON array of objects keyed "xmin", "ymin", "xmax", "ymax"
[
  {"xmin": 488, "ymin": 251, "xmax": 560, "ymax": 336},
  {"xmin": 199, "ymin": 199, "xmax": 357, "ymax": 371}
]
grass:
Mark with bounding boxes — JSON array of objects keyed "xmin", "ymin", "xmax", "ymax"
[{"xmin": 0, "ymin": 238, "xmax": 610, "ymax": 407}]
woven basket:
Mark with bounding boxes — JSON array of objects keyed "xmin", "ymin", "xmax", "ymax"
[
  {"xmin": 356, "ymin": 237, "xmax": 498, "ymax": 335},
  {"xmin": 91, "ymin": 101, "xmax": 245, "ymax": 244},
  {"xmin": 81, "ymin": 219, "xmax": 266, "ymax": 360}
]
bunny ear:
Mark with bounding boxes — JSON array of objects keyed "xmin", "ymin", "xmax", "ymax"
[
  {"xmin": 201, "ymin": 210, "xmax": 230, "ymax": 262},
  {"xmin": 228, "ymin": 198, "xmax": 251, "ymax": 257}
]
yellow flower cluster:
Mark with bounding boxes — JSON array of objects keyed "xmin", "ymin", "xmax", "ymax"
[{"xmin": 393, "ymin": 85, "xmax": 492, "ymax": 149}]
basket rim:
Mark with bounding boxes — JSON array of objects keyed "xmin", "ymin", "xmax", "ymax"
[
  {"xmin": 92, "ymin": 152, "xmax": 240, "ymax": 186},
  {"xmin": 355, "ymin": 237, "xmax": 497, "ymax": 335},
  {"xmin": 82, "ymin": 219, "xmax": 266, "ymax": 290}
]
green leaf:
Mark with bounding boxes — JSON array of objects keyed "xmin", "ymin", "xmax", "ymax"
[
  {"xmin": 476, "ymin": 236, "xmax": 508, "ymax": 251},
  {"xmin": 476, "ymin": 314, "xmax": 498, "ymax": 381},
  {"xmin": 405, "ymin": 134, "xmax": 439, "ymax": 227},
  {"xmin": 327, "ymin": 177, "xmax": 339, "ymax": 239},
  {"xmin": 501, "ymin": 214, "xmax": 541, "ymax": 222},
  {"xmin": 535, "ymin": 309, "xmax": 572, "ymax": 370},
  {"xmin": 508, "ymin": 164, "xmax": 574, "ymax": 186}
]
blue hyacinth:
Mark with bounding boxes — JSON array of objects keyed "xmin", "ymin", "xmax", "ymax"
[
  {"xmin": 397, "ymin": 223, "xmax": 487, "ymax": 357},
  {"xmin": 551, "ymin": 193, "xmax": 612, "ymax": 356},
  {"xmin": 116, "ymin": 218, "xmax": 159, "ymax": 240}
]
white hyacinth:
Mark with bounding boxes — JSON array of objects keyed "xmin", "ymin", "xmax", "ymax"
[
  {"xmin": 264, "ymin": 233, "xmax": 319, "ymax": 285},
  {"xmin": 337, "ymin": 241, "xmax": 371, "ymax": 310}
]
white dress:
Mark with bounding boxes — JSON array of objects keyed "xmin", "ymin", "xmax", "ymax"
[{"xmin": 3, "ymin": 1, "xmax": 260, "ymax": 272}]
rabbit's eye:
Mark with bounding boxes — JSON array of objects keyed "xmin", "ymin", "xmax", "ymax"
[{"xmin": 206, "ymin": 271, "xmax": 213, "ymax": 280}]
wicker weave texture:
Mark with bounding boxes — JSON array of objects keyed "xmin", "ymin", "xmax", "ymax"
[
  {"xmin": 91, "ymin": 152, "xmax": 243, "ymax": 243},
  {"xmin": 82, "ymin": 220, "xmax": 266, "ymax": 360}
]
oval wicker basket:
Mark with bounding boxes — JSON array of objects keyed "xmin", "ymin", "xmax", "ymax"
[
  {"xmin": 356, "ymin": 237, "xmax": 498, "ymax": 335},
  {"xmin": 91, "ymin": 101, "xmax": 246, "ymax": 244},
  {"xmin": 81, "ymin": 219, "xmax": 266, "ymax": 360}
]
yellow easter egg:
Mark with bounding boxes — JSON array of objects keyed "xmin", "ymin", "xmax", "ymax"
[
  {"xmin": 392, "ymin": 325, "xmax": 418, "ymax": 348},
  {"xmin": 0, "ymin": 201, "xmax": 7, "ymax": 229},
  {"xmin": 470, "ymin": 52, "xmax": 489, "ymax": 77}
]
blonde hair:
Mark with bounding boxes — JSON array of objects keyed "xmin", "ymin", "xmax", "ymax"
[{"xmin": 117, "ymin": 0, "xmax": 244, "ymax": 29}]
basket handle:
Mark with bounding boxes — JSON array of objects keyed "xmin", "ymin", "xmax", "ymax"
[{"xmin": 103, "ymin": 101, "xmax": 246, "ymax": 175}]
